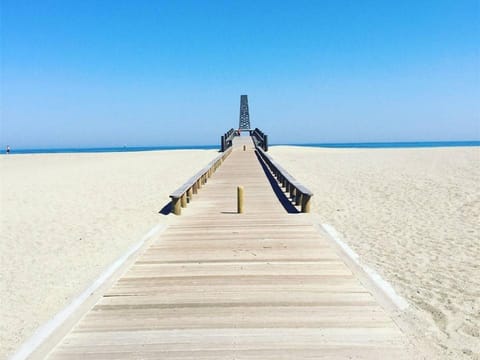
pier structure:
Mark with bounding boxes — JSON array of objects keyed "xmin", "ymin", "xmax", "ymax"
[
  {"xmin": 42, "ymin": 97, "xmax": 414, "ymax": 359},
  {"xmin": 238, "ymin": 94, "xmax": 251, "ymax": 131}
]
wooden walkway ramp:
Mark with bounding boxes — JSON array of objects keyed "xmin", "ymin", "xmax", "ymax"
[{"xmin": 48, "ymin": 137, "xmax": 412, "ymax": 359}]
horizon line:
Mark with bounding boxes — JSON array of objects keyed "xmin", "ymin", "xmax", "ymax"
[{"xmin": 1, "ymin": 139, "xmax": 479, "ymax": 154}]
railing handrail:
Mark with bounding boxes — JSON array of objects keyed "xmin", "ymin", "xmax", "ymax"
[
  {"xmin": 169, "ymin": 147, "xmax": 233, "ymax": 214},
  {"xmin": 255, "ymin": 145, "xmax": 313, "ymax": 212},
  {"xmin": 225, "ymin": 128, "xmax": 236, "ymax": 142},
  {"xmin": 221, "ymin": 128, "xmax": 237, "ymax": 152},
  {"xmin": 251, "ymin": 128, "xmax": 268, "ymax": 151}
]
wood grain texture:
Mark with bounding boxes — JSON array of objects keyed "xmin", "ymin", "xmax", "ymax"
[{"xmin": 47, "ymin": 137, "xmax": 412, "ymax": 359}]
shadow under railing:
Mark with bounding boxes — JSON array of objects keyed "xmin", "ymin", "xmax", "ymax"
[{"xmin": 254, "ymin": 151, "xmax": 300, "ymax": 214}]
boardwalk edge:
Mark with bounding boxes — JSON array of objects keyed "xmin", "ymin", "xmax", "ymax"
[
  {"xmin": 9, "ymin": 223, "xmax": 167, "ymax": 360},
  {"xmin": 321, "ymin": 223, "xmax": 409, "ymax": 311}
]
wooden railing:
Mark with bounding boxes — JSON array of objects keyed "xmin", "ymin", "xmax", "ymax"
[
  {"xmin": 251, "ymin": 128, "xmax": 268, "ymax": 151},
  {"xmin": 170, "ymin": 147, "xmax": 233, "ymax": 215},
  {"xmin": 255, "ymin": 146, "xmax": 313, "ymax": 213},
  {"xmin": 221, "ymin": 128, "xmax": 237, "ymax": 152}
]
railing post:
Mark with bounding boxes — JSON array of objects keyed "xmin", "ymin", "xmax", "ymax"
[
  {"xmin": 181, "ymin": 193, "xmax": 187, "ymax": 208},
  {"xmin": 296, "ymin": 193, "xmax": 303, "ymax": 206},
  {"xmin": 290, "ymin": 187, "xmax": 296, "ymax": 200},
  {"xmin": 172, "ymin": 198, "xmax": 181, "ymax": 215},
  {"xmin": 301, "ymin": 195, "xmax": 311, "ymax": 213}
]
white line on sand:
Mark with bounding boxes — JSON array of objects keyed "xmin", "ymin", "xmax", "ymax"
[
  {"xmin": 9, "ymin": 223, "xmax": 166, "ymax": 360},
  {"xmin": 322, "ymin": 223, "xmax": 409, "ymax": 310}
]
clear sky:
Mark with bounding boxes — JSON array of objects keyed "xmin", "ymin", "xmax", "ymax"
[{"xmin": 1, "ymin": 0, "xmax": 479, "ymax": 148}]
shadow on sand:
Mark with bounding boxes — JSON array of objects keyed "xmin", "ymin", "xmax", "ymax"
[{"xmin": 159, "ymin": 202, "xmax": 172, "ymax": 215}]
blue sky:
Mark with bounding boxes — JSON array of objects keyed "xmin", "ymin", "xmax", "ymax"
[{"xmin": 1, "ymin": 0, "xmax": 479, "ymax": 148}]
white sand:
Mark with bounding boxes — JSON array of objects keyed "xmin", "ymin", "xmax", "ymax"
[
  {"xmin": 1, "ymin": 146, "xmax": 479, "ymax": 359},
  {"xmin": 269, "ymin": 146, "xmax": 480, "ymax": 359},
  {"xmin": 0, "ymin": 149, "xmax": 218, "ymax": 358}
]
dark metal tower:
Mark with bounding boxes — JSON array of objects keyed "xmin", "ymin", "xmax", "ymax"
[{"xmin": 238, "ymin": 95, "xmax": 251, "ymax": 130}]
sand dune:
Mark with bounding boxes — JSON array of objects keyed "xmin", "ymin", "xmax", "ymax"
[
  {"xmin": 0, "ymin": 149, "xmax": 218, "ymax": 358},
  {"xmin": 269, "ymin": 146, "xmax": 480, "ymax": 359}
]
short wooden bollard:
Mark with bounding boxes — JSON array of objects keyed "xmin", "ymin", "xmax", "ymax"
[
  {"xmin": 243, "ymin": 145, "xmax": 246, "ymax": 151},
  {"xmin": 237, "ymin": 186, "xmax": 244, "ymax": 214}
]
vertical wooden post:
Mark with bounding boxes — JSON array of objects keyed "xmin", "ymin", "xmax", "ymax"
[
  {"xmin": 296, "ymin": 193, "xmax": 303, "ymax": 206},
  {"xmin": 193, "ymin": 182, "xmax": 198, "ymax": 194},
  {"xmin": 301, "ymin": 195, "xmax": 311, "ymax": 213},
  {"xmin": 171, "ymin": 198, "xmax": 181, "ymax": 215},
  {"xmin": 237, "ymin": 186, "xmax": 244, "ymax": 214},
  {"xmin": 187, "ymin": 188, "xmax": 193, "ymax": 203},
  {"xmin": 290, "ymin": 187, "xmax": 296, "ymax": 200},
  {"xmin": 181, "ymin": 193, "xmax": 187, "ymax": 208}
]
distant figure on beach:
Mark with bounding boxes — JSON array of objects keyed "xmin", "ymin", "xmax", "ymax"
[{"xmin": 6, "ymin": 145, "xmax": 10, "ymax": 154}]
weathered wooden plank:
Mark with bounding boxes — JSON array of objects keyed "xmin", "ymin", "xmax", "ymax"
[
  {"xmin": 52, "ymin": 327, "xmax": 405, "ymax": 349},
  {"xmin": 122, "ymin": 261, "xmax": 352, "ymax": 278},
  {"xmin": 73, "ymin": 304, "xmax": 395, "ymax": 332},
  {"xmin": 97, "ymin": 292, "xmax": 377, "ymax": 307}
]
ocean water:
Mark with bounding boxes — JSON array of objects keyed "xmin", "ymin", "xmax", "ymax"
[
  {"xmin": 2, "ymin": 141, "xmax": 479, "ymax": 155},
  {"xmin": 287, "ymin": 140, "xmax": 480, "ymax": 149},
  {"xmin": 2, "ymin": 145, "xmax": 219, "ymax": 155}
]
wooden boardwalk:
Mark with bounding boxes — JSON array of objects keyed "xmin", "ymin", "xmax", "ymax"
[{"xmin": 47, "ymin": 137, "xmax": 412, "ymax": 359}]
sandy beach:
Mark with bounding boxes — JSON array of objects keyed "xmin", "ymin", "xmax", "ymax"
[
  {"xmin": 1, "ymin": 146, "xmax": 479, "ymax": 359},
  {"xmin": 0, "ymin": 149, "xmax": 218, "ymax": 358},
  {"xmin": 269, "ymin": 146, "xmax": 480, "ymax": 359}
]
